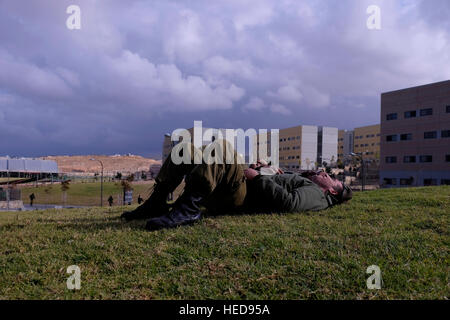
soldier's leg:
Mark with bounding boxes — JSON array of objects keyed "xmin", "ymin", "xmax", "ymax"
[
  {"xmin": 191, "ymin": 139, "xmax": 246, "ymax": 206},
  {"xmin": 121, "ymin": 142, "xmax": 201, "ymax": 221},
  {"xmin": 187, "ymin": 160, "xmax": 246, "ymax": 213},
  {"xmin": 146, "ymin": 140, "xmax": 247, "ymax": 230}
]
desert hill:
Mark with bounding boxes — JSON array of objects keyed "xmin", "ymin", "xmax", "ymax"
[{"xmin": 43, "ymin": 155, "xmax": 161, "ymax": 175}]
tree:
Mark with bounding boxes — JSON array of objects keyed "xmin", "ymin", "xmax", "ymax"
[
  {"xmin": 115, "ymin": 172, "xmax": 122, "ymax": 180},
  {"xmin": 61, "ymin": 180, "xmax": 70, "ymax": 205},
  {"xmin": 121, "ymin": 179, "xmax": 133, "ymax": 205},
  {"xmin": 121, "ymin": 179, "xmax": 132, "ymax": 192}
]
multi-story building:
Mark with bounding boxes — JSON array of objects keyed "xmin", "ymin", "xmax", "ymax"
[
  {"xmin": 337, "ymin": 130, "xmax": 354, "ymax": 160},
  {"xmin": 353, "ymin": 124, "xmax": 381, "ymax": 161},
  {"xmin": 256, "ymin": 125, "xmax": 338, "ymax": 171},
  {"xmin": 380, "ymin": 80, "xmax": 450, "ymax": 187},
  {"xmin": 163, "ymin": 124, "xmax": 337, "ymax": 171}
]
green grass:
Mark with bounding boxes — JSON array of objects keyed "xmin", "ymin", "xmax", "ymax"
[
  {"xmin": 0, "ymin": 186, "xmax": 448, "ymax": 299},
  {"xmin": 18, "ymin": 181, "xmax": 155, "ymax": 206}
]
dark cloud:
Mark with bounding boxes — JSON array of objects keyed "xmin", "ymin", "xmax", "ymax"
[{"xmin": 0, "ymin": 0, "xmax": 449, "ymax": 158}]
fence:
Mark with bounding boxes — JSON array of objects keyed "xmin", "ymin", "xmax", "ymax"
[
  {"xmin": 0, "ymin": 188, "xmax": 22, "ymax": 201},
  {"xmin": 337, "ymin": 163, "xmax": 380, "ymax": 191}
]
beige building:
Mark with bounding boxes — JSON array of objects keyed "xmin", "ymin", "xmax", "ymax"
[
  {"xmin": 256, "ymin": 125, "xmax": 338, "ymax": 171},
  {"xmin": 353, "ymin": 124, "xmax": 381, "ymax": 160},
  {"xmin": 380, "ymin": 80, "xmax": 450, "ymax": 187}
]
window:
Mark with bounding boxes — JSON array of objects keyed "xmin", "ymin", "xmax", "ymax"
[
  {"xmin": 403, "ymin": 156, "xmax": 416, "ymax": 163},
  {"xmin": 420, "ymin": 108, "xmax": 433, "ymax": 116},
  {"xmin": 424, "ymin": 131, "xmax": 437, "ymax": 139},
  {"xmin": 385, "ymin": 156, "xmax": 397, "ymax": 163},
  {"xmin": 446, "ymin": 155, "xmax": 450, "ymax": 162},
  {"xmin": 386, "ymin": 113, "xmax": 397, "ymax": 120},
  {"xmin": 442, "ymin": 130, "xmax": 450, "ymax": 138},
  {"xmin": 400, "ymin": 133, "xmax": 412, "ymax": 141},
  {"xmin": 441, "ymin": 179, "xmax": 450, "ymax": 186},
  {"xmin": 400, "ymin": 178, "xmax": 413, "ymax": 186},
  {"xmin": 447, "ymin": 105, "xmax": 450, "ymax": 113},
  {"xmin": 355, "ymin": 144, "xmax": 359, "ymax": 147},
  {"xmin": 404, "ymin": 110, "xmax": 416, "ymax": 118},
  {"xmin": 420, "ymin": 155, "xmax": 433, "ymax": 163},
  {"xmin": 384, "ymin": 178, "xmax": 397, "ymax": 185},
  {"xmin": 424, "ymin": 179, "xmax": 437, "ymax": 186},
  {"xmin": 386, "ymin": 135, "xmax": 397, "ymax": 142}
]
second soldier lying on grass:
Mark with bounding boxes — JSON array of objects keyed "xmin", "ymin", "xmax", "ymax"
[{"xmin": 121, "ymin": 140, "xmax": 352, "ymax": 231}]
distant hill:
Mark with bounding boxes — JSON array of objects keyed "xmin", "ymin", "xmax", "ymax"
[{"xmin": 42, "ymin": 155, "xmax": 161, "ymax": 175}]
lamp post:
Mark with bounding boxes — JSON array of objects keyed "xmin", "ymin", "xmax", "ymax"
[
  {"xmin": 351, "ymin": 152, "xmax": 365, "ymax": 192},
  {"xmin": 6, "ymin": 157, "xmax": 10, "ymax": 210},
  {"xmin": 90, "ymin": 158, "xmax": 104, "ymax": 207}
]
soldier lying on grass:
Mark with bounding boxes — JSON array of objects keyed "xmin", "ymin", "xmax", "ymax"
[{"xmin": 121, "ymin": 140, "xmax": 352, "ymax": 231}]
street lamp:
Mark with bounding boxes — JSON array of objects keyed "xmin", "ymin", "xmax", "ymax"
[
  {"xmin": 351, "ymin": 152, "xmax": 365, "ymax": 192},
  {"xmin": 90, "ymin": 158, "xmax": 104, "ymax": 207},
  {"xmin": 6, "ymin": 157, "xmax": 10, "ymax": 210}
]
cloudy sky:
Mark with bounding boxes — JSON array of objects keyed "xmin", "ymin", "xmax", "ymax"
[{"xmin": 1, "ymin": 0, "xmax": 449, "ymax": 158}]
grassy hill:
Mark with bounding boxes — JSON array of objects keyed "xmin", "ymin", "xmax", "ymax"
[{"xmin": 0, "ymin": 186, "xmax": 448, "ymax": 299}]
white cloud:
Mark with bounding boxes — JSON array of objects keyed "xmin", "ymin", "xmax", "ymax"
[
  {"xmin": 56, "ymin": 68, "xmax": 80, "ymax": 87},
  {"xmin": 103, "ymin": 50, "xmax": 246, "ymax": 111},
  {"xmin": 203, "ymin": 56, "xmax": 259, "ymax": 80},
  {"xmin": 270, "ymin": 103, "xmax": 291, "ymax": 115},
  {"xmin": 0, "ymin": 49, "xmax": 73, "ymax": 99},
  {"xmin": 243, "ymin": 97, "xmax": 266, "ymax": 112},
  {"xmin": 302, "ymin": 86, "xmax": 330, "ymax": 108},
  {"xmin": 232, "ymin": 0, "xmax": 274, "ymax": 31},
  {"xmin": 1, "ymin": 0, "xmax": 450, "ymax": 156},
  {"xmin": 163, "ymin": 9, "xmax": 206, "ymax": 64},
  {"xmin": 268, "ymin": 85, "xmax": 303, "ymax": 103}
]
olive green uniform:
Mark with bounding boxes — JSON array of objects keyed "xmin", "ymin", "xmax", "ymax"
[
  {"xmin": 244, "ymin": 174, "xmax": 330, "ymax": 213},
  {"xmin": 156, "ymin": 141, "xmax": 329, "ymax": 215},
  {"xmin": 155, "ymin": 141, "xmax": 247, "ymax": 214}
]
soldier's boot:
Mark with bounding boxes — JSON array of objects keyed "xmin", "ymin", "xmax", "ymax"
[
  {"xmin": 145, "ymin": 191, "xmax": 203, "ymax": 231},
  {"xmin": 121, "ymin": 183, "xmax": 171, "ymax": 221}
]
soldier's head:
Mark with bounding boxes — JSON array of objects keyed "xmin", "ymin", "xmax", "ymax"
[{"xmin": 309, "ymin": 172, "xmax": 353, "ymax": 205}]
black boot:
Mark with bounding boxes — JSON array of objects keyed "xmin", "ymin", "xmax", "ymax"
[
  {"xmin": 121, "ymin": 184, "xmax": 170, "ymax": 221},
  {"xmin": 145, "ymin": 192, "xmax": 203, "ymax": 231}
]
